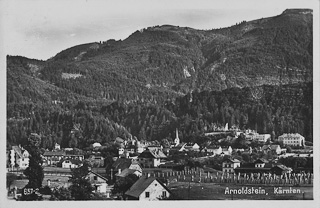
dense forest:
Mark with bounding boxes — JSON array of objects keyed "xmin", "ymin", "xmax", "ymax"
[{"xmin": 7, "ymin": 82, "xmax": 313, "ymax": 150}]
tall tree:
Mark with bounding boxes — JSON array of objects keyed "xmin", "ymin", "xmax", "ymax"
[
  {"xmin": 21, "ymin": 133, "xmax": 44, "ymax": 201},
  {"xmin": 68, "ymin": 162, "xmax": 94, "ymax": 200}
]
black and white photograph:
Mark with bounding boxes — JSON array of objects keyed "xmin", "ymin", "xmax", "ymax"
[{"xmin": 1, "ymin": 0, "xmax": 319, "ymax": 206}]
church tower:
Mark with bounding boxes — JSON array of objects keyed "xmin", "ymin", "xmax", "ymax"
[{"xmin": 174, "ymin": 128, "xmax": 180, "ymax": 146}]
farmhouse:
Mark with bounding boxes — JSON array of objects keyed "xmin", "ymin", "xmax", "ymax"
[
  {"xmin": 88, "ymin": 171, "xmax": 109, "ymax": 194},
  {"xmin": 138, "ymin": 149, "xmax": 167, "ymax": 168},
  {"xmin": 125, "ymin": 175, "xmax": 171, "ymax": 200}
]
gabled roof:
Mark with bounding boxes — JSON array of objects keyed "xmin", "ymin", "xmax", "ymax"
[
  {"xmin": 89, "ymin": 170, "xmax": 108, "ymax": 182},
  {"xmin": 125, "ymin": 176, "xmax": 170, "ymax": 198},
  {"xmin": 112, "ymin": 158, "xmax": 133, "ymax": 170},
  {"xmin": 271, "ymin": 164, "xmax": 291, "ymax": 171},
  {"xmin": 12, "ymin": 146, "xmax": 22, "ymax": 157},
  {"xmin": 262, "ymin": 145, "xmax": 280, "ymax": 151},
  {"xmin": 223, "ymin": 158, "xmax": 241, "ymax": 163},
  {"xmin": 138, "ymin": 149, "xmax": 167, "ymax": 159},
  {"xmin": 254, "ymin": 158, "xmax": 269, "ymax": 164}
]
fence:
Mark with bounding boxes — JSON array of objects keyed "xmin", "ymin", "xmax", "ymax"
[{"xmin": 142, "ymin": 167, "xmax": 313, "ymax": 186}]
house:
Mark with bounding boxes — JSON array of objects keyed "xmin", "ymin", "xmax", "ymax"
[
  {"xmin": 61, "ymin": 159, "xmax": 82, "ymax": 168},
  {"xmin": 254, "ymin": 158, "xmax": 269, "ymax": 168},
  {"xmin": 92, "ymin": 142, "xmax": 102, "ymax": 148},
  {"xmin": 88, "ymin": 155, "xmax": 105, "ymax": 167},
  {"xmin": 171, "ymin": 143, "xmax": 187, "ymax": 152},
  {"xmin": 222, "ymin": 158, "xmax": 241, "ymax": 173},
  {"xmin": 261, "ymin": 144, "xmax": 281, "ymax": 155},
  {"xmin": 278, "ymin": 133, "xmax": 305, "ymax": 147},
  {"xmin": 138, "ymin": 149, "xmax": 167, "ymax": 168},
  {"xmin": 11, "ymin": 146, "xmax": 29, "ymax": 169},
  {"xmin": 43, "ymin": 150, "xmax": 66, "ymax": 166},
  {"xmin": 270, "ymin": 165, "xmax": 292, "ymax": 175},
  {"xmin": 253, "ymin": 134, "xmax": 271, "ymax": 143},
  {"xmin": 184, "ymin": 143, "xmax": 200, "ymax": 151},
  {"xmin": 125, "ymin": 175, "xmax": 171, "ymax": 200},
  {"xmin": 135, "ymin": 141, "xmax": 147, "ymax": 153},
  {"xmin": 221, "ymin": 146, "xmax": 233, "ymax": 155},
  {"xmin": 111, "ymin": 158, "xmax": 143, "ymax": 180},
  {"xmin": 87, "ymin": 171, "xmax": 109, "ymax": 194},
  {"xmin": 205, "ymin": 146, "xmax": 222, "ymax": 155}
]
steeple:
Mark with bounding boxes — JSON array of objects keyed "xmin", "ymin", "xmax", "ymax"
[{"xmin": 174, "ymin": 128, "xmax": 180, "ymax": 146}]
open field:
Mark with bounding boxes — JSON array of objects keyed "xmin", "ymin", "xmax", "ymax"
[{"xmin": 168, "ymin": 182, "xmax": 313, "ymax": 200}]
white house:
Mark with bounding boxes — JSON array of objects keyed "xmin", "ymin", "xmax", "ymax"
[
  {"xmin": 62, "ymin": 159, "xmax": 82, "ymax": 168},
  {"xmin": 221, "ymin": 146, "xmax": 233, "ymax": 155},
  {"xmin": 253, "ymin": 134, "xmax": 271, "ymax": 143},
  {"xmin": 11, "ymin": 146, "xmax": 29, "ymax": 169},
  {"xmin": 125, "ymin": 175, "xmax": 171, "ymax": 200},
  {"xmin": 205, "ymin": 146, "xmax": 222, "ymax": 155},
  {"xmin": 222, "ymin": 158, "xmax": 241, "ymax": 173},
  {"xmin": 254, "ymin": 158, "xmax": 269, "ymax": 168},
  {"xmin": 278, "ymin": 133, "xmax": 305, "ymax": 147},
  {"xmin": 138, "ymin": 149, "xmax": 167, "ymax": 168},
  {"xmin": 87, "ymin": 171, "xmax": 109, "ymax": 194}
]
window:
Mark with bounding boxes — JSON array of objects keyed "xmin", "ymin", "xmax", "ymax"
[
  {"xmin": 94, "ymin": 176, "xmax": 98, "ymax": 180},
  {"xmin": 145, "ymin": 192, "xmax": 150, "ymax": 198},
  {"xmin": 162, "ymin": 191, "xmax": 167, "ymax": 198}
]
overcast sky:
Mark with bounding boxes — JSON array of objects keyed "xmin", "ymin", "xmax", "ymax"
[{"xmin": 1, "ymin": 0, "xmax": 318, "ymax": 60}]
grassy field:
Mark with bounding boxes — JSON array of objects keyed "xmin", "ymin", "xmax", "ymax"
[{"xmin": 168, "ymin": 182, "xmax": 313, "ymax": 200}]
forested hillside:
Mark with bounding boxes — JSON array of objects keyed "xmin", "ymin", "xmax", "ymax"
[
  {"xmin": 7, "ymin": 82, "xmax": 313, "ymax": 149},
  {"xmin": 7, "ymin": 9, "xmax": 313, "ymax": 149}
]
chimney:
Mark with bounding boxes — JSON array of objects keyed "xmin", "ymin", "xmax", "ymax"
[{"xmin": 118, "ymin": 169, "xmax": 121, "ymax": 174}]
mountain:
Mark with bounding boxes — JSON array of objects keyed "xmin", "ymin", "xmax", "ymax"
[{"xmin": 7, "ymin": 9, "xmax": 312, "ymax": 105}]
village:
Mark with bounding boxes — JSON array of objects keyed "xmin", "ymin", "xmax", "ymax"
[{"xmin": 6, "ymin": 125, "xmax": 313, "ymax": 200}]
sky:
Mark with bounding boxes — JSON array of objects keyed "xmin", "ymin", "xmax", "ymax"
[{"xmin": 0, "ymin": 0, "xmax": 318, "ymax": 60}]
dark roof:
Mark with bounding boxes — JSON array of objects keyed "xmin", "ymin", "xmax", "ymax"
[
  {"xmin": 125, "ymin": 176, "xmax": 170, "ymax": 198},
  {"xmin": 43, "ymin": 151, "xmax": 66, "ymax": 156},
  {"xmin": 112, "ymin": 158, "xmax": 132, "ymax": 170},
  {"xmin": 271, "ymin": 165, "xmax": 291, "ymax": 171},
  {"xmin": 254, "ymin": 158, "xmax": 269, "ymax": 164},
  {"xmin": 89, "ymin": 171, "xmax": 108, "ymax": 181},
  {"xmin": 138, "ymin": 149, "xmax": 167, "ymax": 159}
]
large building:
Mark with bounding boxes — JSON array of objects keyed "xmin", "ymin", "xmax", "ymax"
[
  {"xmin": 278, "ymin": 133, "xmax": 305, "ymax": 147},
  {"xmin": 222, "ymin": 158, "xmax": 241, "ymax": 173}
]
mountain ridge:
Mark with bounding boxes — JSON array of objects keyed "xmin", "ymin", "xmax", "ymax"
[{"xmin": 7, "ymin": 9, "xmax": 313, "ymax": 104}]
